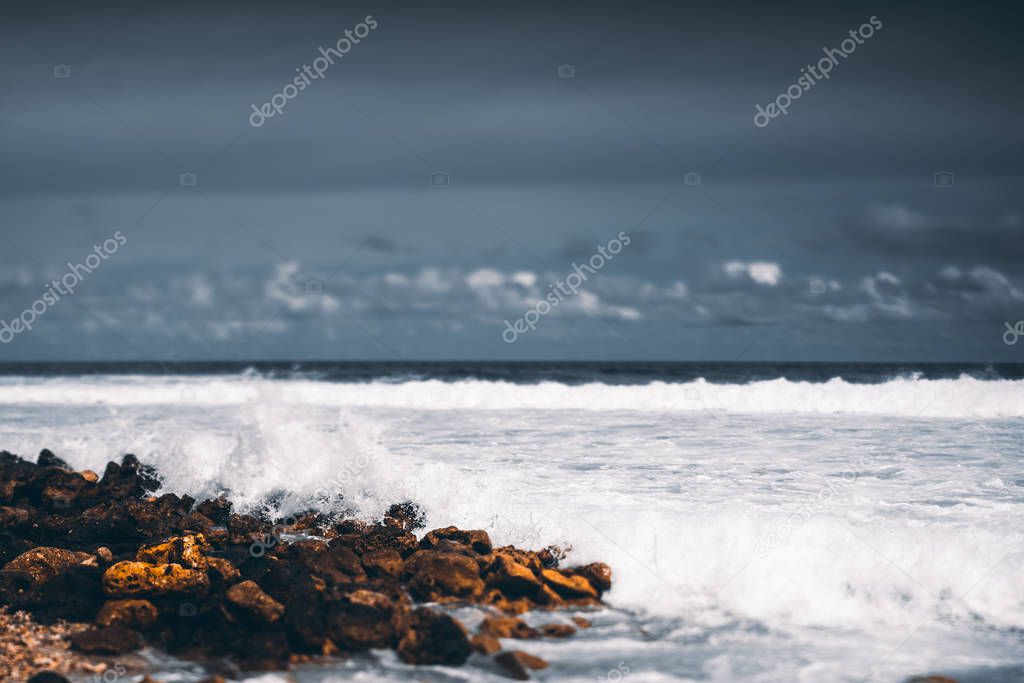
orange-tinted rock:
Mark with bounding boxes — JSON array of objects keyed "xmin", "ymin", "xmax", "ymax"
[
  {"xmin": 540, "ymin": 568, "xmax": 598, "ymax": 599},
  {"xmin": 361, "ymin": 548, "xmax": 403, "ymax": 579},
  {"xmin": 205, "ymin": 556, "xmax": 240, "ymax": 584},
  {"xmin": 96, "ymin": 598, "xmax": 158, "ymax": 629},
  {"xmin": 396, "ymin": 608, "xmax": 471, "ymax": 665},
  {"xmin": 102, "ymin": 561, "xmax": 209, "ymax": 597},
  {"xmin": 226, "ymin": 580, "xmax": 285, "ymax": 622},
  {"xmin": 404, "ymin": 550, "xmax": 484, "ymax": 601},
  {"xmin": 482, "ymin": 589, "xmax": 534, "ymax": 615},
  {"xmin": 3, "ymin": 547, "xmax": 93, "ymax": 583},
  {"xmin": 534, "ymin": 583, "xmax": 566, "ymax": 609},
  {"xmin": 571, "ymin": 616, "xmax": 592, "ymax": 628},
  {"xmin": 136, "ymin": 534, "xmax": 210, "ymax": 569},
  {"xmin": 421, "ymin": 526, "xmax": 492, "ymax": 554},
  {"xmin": 80, "ymin": 470, "xmax": 99, "ymax": 483},
  {"xmin": 539, "ymin": 623, "xmax": 576, "ymax": 638},
  {"xmin": 479, "ymin": 614, "xmax": 539, "ymax": 639},
  {"xmin": 471, "ymin": 633, "xmax": 502, "ymax": 654},
  {"xmin": 486, "ymin": 554, "xmax": 542, "ymax": 597},
  {"xmin": 573, "ymin": 562, "xmax": 612, "ymax": 593},
  {"xmin": 494, "ymin": 650, "xmax": 549, "ymax": 680}
]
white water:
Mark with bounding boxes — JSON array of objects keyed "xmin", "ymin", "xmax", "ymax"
[{"xmin": 1, "ymin": 374, "xmax": 1022, "ymax": 682}]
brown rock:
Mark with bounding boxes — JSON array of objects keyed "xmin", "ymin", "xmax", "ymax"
[
  {"xmin": 486, "ymin": 554, "xmax": 542, "ymax": 597},
  {"xmin": 494, "ymin": 650, "xmax": 549, "ymax": 680},
  {"xmin": 102, "ymin": 561, "xmax": 210, "ymax": 597},
  {"xmin": 481, "ymin": 589, "xmax": 534, "ymax": 615},
  {"xmin": 136, "ymin": 533, "xmax": 210, "ymax": 569},
  {"xmin": 404, "ymin": 550, "xmax": 485, "ymax": 601},
  {"xmin": 96, "ymin": 599, "xmax": 158, "ymax": 629},
  {"xmin": 397, "ymin": 608, "xmax": 471, "ymax": 665},
  {"xmin": 80, "ymin": 470, "xmax": 99, "ymax": 483},
  {"xmin": 471, "ymin": 633, "xmax": 502, "ymax": 654},
  {"xmin": 3, "ymin": 547, "xmax": 93, "ymax": 584},
  {"xmin": 361, "ymin": 548, "xmax": 403, "ymax": 579},
  {"xmin": 421, "ymin": 526, "xmax": 493, "ymax": 554},
  {"xmin": 540, "ymin": 568, "xmax": 598, "ymax": 599},
  {"xmin": 291, "ymin": 540, "xmax": 367, "ymax": 584},
  {"xmin": 326, "ymin": 587, "xmax": 410, "ymax": 649},
  {"xmin": 571, "ymin": 616, "xmax": 592, "ymax": 628},
  {"xmin": 539, "ymin": 623, "xmax": 576, "ymax": 638},
  {"xmin": 574, "ymin": 562, "xmax": 612, "ymax": 593},
  {"xmin": 383, "ymin": 502, "xmax": 425, "ymax": 531},
  {"xmin": 95, "ymin": 547, "xmax": 114, "ymax": 565},
  {"xmin": 226, "ymin": 580, "xmax": 285, "ymax": 622},
  {"xmin": 68, "ymin": 625, "xmax": 143, "ymax": 655},
  {"xmin": 205, "ymin": 556, "xmax": 240, "ymax": 584},
  {"xmin": 479, "ymin": 614, "xmax": 539, "ymax": 639},
  {"xmin": 534, "ymin": 583, "xmax": 566, "ymax": 608}
]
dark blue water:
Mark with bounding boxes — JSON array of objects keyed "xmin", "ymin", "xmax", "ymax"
[{"xmin": 0, "ymin": 361, "xmax": 1021, "ymax": 384}]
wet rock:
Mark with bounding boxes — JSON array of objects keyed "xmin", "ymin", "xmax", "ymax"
[
  {"xmin": 80, "ymin": 470, "xmax": 99, "ymax": 483},
  {"xmin": 37, "ymin": 449, "xmax": 69, "ymax": 469},
  {"xmin": 485, "ymin": 554, "xmax": 542, "ymax": 597},
  {"xmin": 103, "ymin": 560, "xmax": 210, "ymax": 597},
  {"xmin": 136, "ymin": 534, "xmax": 210, "ymax": 569},
  {"xmin": 574, "ymin": 562, "xmax": 612, "ymax": 593},
  {"xmin": 396, "ymin": 608, "xmax": 472, "ymax": 665},
  {"xmin": 494, "ymin": 650, "xmax": 549, "ymax": 680},
  {"xmin": 421, "ymin": 526, "xmax": 492, "ymax": 554},
  {"xmin": 479, "ymin": 614, "xmax": 539, "ymax": 639},
  {"xmin": 96, "ymin": 598, "xmax": 159, "ymax": 629},
  {"xmin": 69, "ymin": 625, "xmax": 143, "ymax": 654},
  {"xmin": 404, "ymin": 550, "xmax": 485, "ymax": 601},
  {"xmin": 540, "ymin": 568, "xmax": 598, "ymax": 599},
  {"xmin": 289, "ymin": 540, "xmax": 366, "ymax": 585},
  {"xmin": 471, "ymin": 632, "xmax": 503, "ymax": 654},
  {"xmin": 539, "ymin": 623, "xmax": 576, "ymax": 638},
  {"xmin": 537, "ymin": 545, "xmax": 568, "ymax": 569},
  {"xmin": 3, "ymin": 547, "xmax": 93, "ymax": 583},
  {"xmin": 334, "ymin": 521, "xmax": 419, "ymax": 558},
  {"xmin": 196, "ymin": 496, "xmax": 232, "ymax": 524},
  {"xmin": 571, "ymin": 616, "xmax": 592, "ymax": 628},
  {"xmin": 226, "ymin": 580, "xmax": 285, "ymax": 622},
  {"xmin": 361, "ymin": 548, "xmax": 404, "ymax": 579},
  {"xmin": 384, "ymin": 501, "xmax": 425, "ymax": 531},
  {"xmin": 325, "ymin": 585, "xmax": 411, "ymax": 649}
]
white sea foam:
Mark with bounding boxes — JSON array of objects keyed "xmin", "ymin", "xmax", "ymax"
[
  {"xmin": 0, "ymin": 373, "xmax": 1020, "ymax": 417},
  {"xmin": 0, "ymin": 373, "xmax": 1021, "ymax": 681}
]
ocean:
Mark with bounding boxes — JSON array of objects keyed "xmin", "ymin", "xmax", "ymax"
[{"xmin": 1, "ymin": 362, "xmax": 1022, "ymax": 682}]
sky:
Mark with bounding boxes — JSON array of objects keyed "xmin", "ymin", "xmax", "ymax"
[{"xmin": 0, "ymin": 0, "xmax": 1022, "ymax": 362}]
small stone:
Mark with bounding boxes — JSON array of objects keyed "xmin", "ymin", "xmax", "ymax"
[
  {"xmin": 540, "ymin": 568, "xmax": 598, "ymax": 599},
  {"xmin": 136, "ymin": 533, "xmax": 210, "ymax": 569},
  {"xmin": 571, "ymin": 616, "xmax": 592, "ymax": 628},
  {"xmin": 479, "ymin": 614, "xmax": 539, "ymax": 639},
  {"xmin": 95, "ymin": 547, "xmax": 114, "ymax": 564},
  {"xmin": 205, "ymin": 556, "xmax": 240, "ymax": 584},
  {"xmin": 80, "ymin": 470, "xmax": 99, "ymax": 483},
  {"xmin": 471, "ymin": 633, "xmax": 502, "ymax": 654},
  {"xmin": 574, "ymin": 562, "xmax": 612, "ymax": 592},
  {"xmin": 539, "ymin": 623, "xmax": 576, "ymax": 638},
  {"xmin": 69, "ymin": 625, "xmax": 143, "ymax": 654},
  {"xmin": 96, "ymin": 599, "xmax": 159, "ymax": 629},
  {"xmin": 494, "ymin": 650, "xmax": 549, "ymax": 679}
]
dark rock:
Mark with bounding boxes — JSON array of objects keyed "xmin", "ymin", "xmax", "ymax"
[
  {"xmin": 471, "ymin": 633, "xmax": 502, "ymax": 654},
  {"xmin": 37, "ymin": 449, "xmax": 69, "ymax": 469},
  {"xmin": 494, "ymin": 650, "xmax": 549, "ymax": 680},
  {"xmin": 539, "ymin": 623, "xmax": 576, "ymax": 638},
  {"xmin": 324, "ymin": 585, "xmax": 411, "ymax": 649},
  {"xmin": 96, "ymin": 598, "xmax": 159, "ymax": 629},
  {"xmin": 384, "ymin": 501, "xmax": 425, "ymax": 531},
  {"xmin": 574, "ymin": 562, "xmax": 612, "ymax": 593},
  {"xmin": 421, "ymin": 526, "xmax": 492, "ymax": 554},
  {"xmin": 27, "ymin": 672, "xmax": 71, "ymax": 683},
  {"xmin": 69, "ymin": 624, "xmax": 143, "ymax": 654},
  {"xmin": 226, "ymin": 580, "xmax": 285, "ymax": 622},
  {"xmin": 3, "ymin": 547, "xmax": 92, "ymax": 583},
  {"xmin": 396, "ymin": 608, "xmax": 471, "ymax": 666},
  {"xmin": 404, "ymin": 550, "xmax": 485, "ymax": 602}
]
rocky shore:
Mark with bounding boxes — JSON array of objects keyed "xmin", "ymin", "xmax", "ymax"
[{"xmin": 0, "ymin": 449, "xmax": 612, "ymax": 681}]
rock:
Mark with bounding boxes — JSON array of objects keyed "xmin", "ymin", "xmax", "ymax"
[
  {"xmin": 384, "ymin": 501, "xmax": 425, "ymax": 531},
  {"xmin": 534, "ymin": 583, "xmax": 566, "ymax": 608},
  {"xmin": 226, "ymin": 580, "xmax": 285, "ymax": 622},
  {"xmin": 361, "ymin": 548, "xmax": 404, "ymax": 579},
  {"xmin": 334, "ymin": 521, "xmax": 419, "ymax": 558},
  {"xmin": 486, "ymin": 554, "xmax": 542, "ymax": 597},
  {"xmin": 136, "ymin": 533, "xmax": 210, "ymax": 569},
  {"xmin": 96, "ymin": 598, "xmax": 159, "ymax": 629},
  {"xmin": 471, "ymin": 633, "xmax": 502, "ymax": 654},
  {"xmin": 69, "ymin": 625, "xmax": 143, "ymax": 654},
  {"xmin": 27, "ymin": 673, "xmax": 71, "ymax": 683},
  {"xmin": 404, "ymin": 550, "xmax": 485, "ymax": 602},
  {"xmin": 196, "ymin": 496, "xmax": 232, "ymax": 524},
  {"xmin": 206, "ymin": 556, "xmax": 241, "ymax": 584},
  {"xmin": 481, "ymin": 588, "xmax": 534, "ymax": 615},
  {"xmin": 479, "ymin": 614, "xmax": 539, "ymax": 639},
  {"xmin": 95, "ymin": 546, "xmax": 114, "ymax": 565},
  {"xmin": 494, "ymin": 650, "xmax": 549, "ymax": 680},
  {"xmin": 3, "ymin": 547, "xmax": 94, "ymax": 584},
  {"xmin": 539, "ymin": 623, "xmax": 576, "ymax": 638},
  {"xmin": 325, "ymin": 586, "xmax": 410, "ymax": 649},
  {"xmin": 397, "ymin": 608, "xmax": 472, "ymax": 666},
  {"xmin": 571, "ymin": 616, "xmax": 592, "ymax": 628},
  {"xmin": 574, "ymin": 562, "xmax": 612, "ymax": 593},
  {"xmin": 102, "ymin": 560, "xmax": 210, "ymax": 597},
  {"xmin": 540, "ymin": 568, "xmax": 598, "ymax": 599},
  {"xmin": 537, "ymin": 544, "xmax": 568, "ymax": 569},
  {"xmin": 37, "ymin": 449, "xmax": 69, "ymax": 469},
  {"xmin": 421, "ymin": 526, "xmax": 493, "ymax": 554},
  {"xmin": 290, "ymin": 540, "xmax": 366, "ymax": 585},
  {"xmin": 80, "ymin": 469, "xmax": 99, "ymax": 483}
]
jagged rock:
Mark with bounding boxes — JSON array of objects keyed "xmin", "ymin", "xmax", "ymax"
[
  {"xmin": 206, "ymin": 556, "xmax": 241, "ymax": 584},
  {"xmin": 539, "ymin": 623, "xmax": 576, "ymax": 638},
  {"xmin": 3, "ymin": 547, "xmax": 93, "ymax": 583},
  {"xmin": 226, "ymin": 580, "xmax": 285, "ymax": 622},
  {"xmin": 396, "ymin": 608, "xmax": 471, "ymax": 665},
  {"xmin": 137, "ymin": 533, "xmax": 210, "ymax": 569},
  {"xmin": 479, "ymin": 614, "xmax": 539, "ymax": 639},
  {"xmin": 289, "ymin": 540, "xmax": 366, "ymax": 585},
  {"xmin": 361, "ymin": 548, "xmax": 403, "ymax": 579},
  {"xmin": 95, "ymin": 546, "xmax": 114, "ymax": 565},
  {"xmin": 574, "ymin": 562, "xmax": 612, "ymax": 593},
  {"xmin": 471, "ymin": 633, "xmax": 502, "ymax": 654},
  {"xmin": 540, "ymin": 568, "xmax": 598, "ymax": 599},
  {"xmin": 196, "ymin": 496, "xmax": 232, "ymax": 524},
  {"xmin": 404, "ymin": 550, "xmax": 485, "ymax": 601},
  {"xmin": 384, "ymin": 502, "xmax": 425, "ymax": 531},
  {"xmin": 37, "ymin": 449, "xmax": 69, "ymax": 469},
  {"xmin": 485, "ymin": 554, "xmax": 542, "ymax": 597},
  {"xmin": 325, "ymin": 586, "xmax": 410, "ymax": 649},
  {"xmin": 494, "ymin": 650, "xmax": 549, "ymax": 680},
  {"xmin": 421, "ymin": 526, "xmax": 492, "ymax": 554},
  {"xmin": 69, "ymin": 625, "xmax": 143, "ymax": 654},
  {"xmin": 103, "ymin": 561, "xmax": 210, "ymax": 597},
  {"xmin": 96, "ymin": 598, "xmax": 159, "ymax": 629},
  {"xmin": 334, "ymin": 521, "xmax": 419, "ymax": 558}
]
